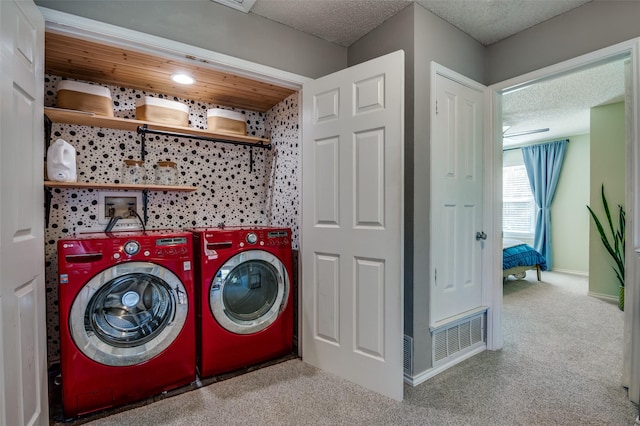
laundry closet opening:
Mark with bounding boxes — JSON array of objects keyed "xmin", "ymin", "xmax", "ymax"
[{"xmin": 43, "ymin": 30, "xmax": 304, "ymax": 402}]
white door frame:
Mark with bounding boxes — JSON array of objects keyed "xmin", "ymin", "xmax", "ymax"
[
  {"xmin": 38, "ymin": 7, "xmax": 310, "ymax": 90},
  {"xmin": 487, "ymin": 38, "xmax": 640, "ymax": 402},
  {"xmin": 430, "ymin": 62, "xmax": 489, "ymax": 326}
]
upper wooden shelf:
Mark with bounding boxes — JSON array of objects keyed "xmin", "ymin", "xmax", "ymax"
[
  {"xmin": 44, "ymin": 181, "xmax": 197, "ymax": 192},
  {"xmin": 44, "ymin": 107, "xmax": 270, "ymax": 146},
  {"xmin": 45, "ymin": 32, "xmax": 296, "ymax": 112}
]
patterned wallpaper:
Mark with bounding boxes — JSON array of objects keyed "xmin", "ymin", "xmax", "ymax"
[{"xmin": 44, "ymin": 75, "xmax": 300, "ymax": 363}]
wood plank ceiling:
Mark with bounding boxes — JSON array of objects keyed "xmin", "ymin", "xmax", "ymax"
[{"xmin": 45, "ymin": 32, "xmax": 297, "ymax": 112}]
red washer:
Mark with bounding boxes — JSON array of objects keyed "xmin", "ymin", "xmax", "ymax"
[
  {"xmin": 57, "ymin": 230, "xmax": 196, "ymax": 419},
  {"xmin": 187, "ymin": 226, "xmax": 294, "ymax": 378}
]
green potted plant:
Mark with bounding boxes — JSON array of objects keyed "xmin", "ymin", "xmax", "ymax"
[{"xmin": 587, "ymin": 184, "xmax": 625, "ymax": 310}]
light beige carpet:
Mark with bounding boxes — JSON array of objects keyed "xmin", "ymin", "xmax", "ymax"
[{"xmin": 71, "ymin": 271, "xmax": 637, "ymax": 425}]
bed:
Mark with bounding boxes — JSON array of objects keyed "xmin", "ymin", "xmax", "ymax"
[{"xmin": 503, "ymin": 238, "xmax": 547, "ymax": 282}]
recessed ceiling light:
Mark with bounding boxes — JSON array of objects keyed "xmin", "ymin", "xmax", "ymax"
[{"xmin": 171, "ymin": 74, "xmax": 196, "ymax": 85}]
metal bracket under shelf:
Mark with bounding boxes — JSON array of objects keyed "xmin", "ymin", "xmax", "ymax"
[
  {"xmin": 44, "ymin": 186, "xmax": 53, "ymax": 228},
  {"xmin": 137, "ymin": 125, "xmax": 270, "ymax": 172},
  {"xmin": 142, "ymin": 188, "xmax": 149, "ymax": 226}
]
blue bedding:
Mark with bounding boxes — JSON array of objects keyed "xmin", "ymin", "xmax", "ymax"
[{"xmin": 503, "ymin": 240, "xmax": 547, "ymax": 271}]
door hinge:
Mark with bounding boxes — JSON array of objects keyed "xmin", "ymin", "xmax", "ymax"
[
  {"xmin": 435, "ymin": 99, "xmax": 438, "ymax": 115},
  {"xmin": 434, "ymin": 268, "xmax": 437, "ymax": 285}
]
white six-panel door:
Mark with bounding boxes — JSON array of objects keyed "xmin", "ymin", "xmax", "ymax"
[
  {"xmin": 301, "ymin": 50, "xmax": 404, "ymax": 401},
  {"xmin": 0, "ymin": 0, "xmax": 48, "ymax": 425},
  {"xmin": 431, "ymin": 67, "xmax": 485, "ymax": 326}
]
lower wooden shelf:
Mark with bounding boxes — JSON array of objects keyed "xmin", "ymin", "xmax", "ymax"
[{"xmin": 44, "ymin": 181, "xmax": 198, "ymax": 192}]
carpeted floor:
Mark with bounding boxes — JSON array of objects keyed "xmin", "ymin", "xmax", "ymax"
[{"xmin": 70, "ymin": 271, "xmax": 637, "ymax": 425}]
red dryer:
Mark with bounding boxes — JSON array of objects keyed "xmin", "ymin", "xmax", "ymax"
[
  {"xmin": 57, "ymin": 230, "xmax": 196, "ymax": 419},
  {"xmin": 188, "ymin": 226, "xmax": 294, "ymax": 378}
]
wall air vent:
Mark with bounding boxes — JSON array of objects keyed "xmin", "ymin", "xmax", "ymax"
[
  {"xmin": 403, "ymin": 335, "xmax": 413, "ymax": 375},
  {"xmin": 211, "ymin": 0, "xmax": 256, "ymax": 13},
  {"xmin": 433, "ymin": 313, "xmax": 485, "ymax": 367}
]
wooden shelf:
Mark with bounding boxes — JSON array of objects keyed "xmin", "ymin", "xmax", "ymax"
[
  {"xmin": 44, "ymin": 181, "xmax": 197, "ymax": 192},
  {"xmin": 44, "ymin": 107, "xmax": 270, "ymax": 146}
]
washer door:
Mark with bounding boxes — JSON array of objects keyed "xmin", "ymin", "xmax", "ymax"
[
  {"xmin": 69, "ymin": 262, "xmax": 188, "ymax": 366},
  {"xmin": 210, "ymin": 250, "xmax": 289, "ymax": 335}
]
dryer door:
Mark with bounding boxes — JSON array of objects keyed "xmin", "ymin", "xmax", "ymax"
[
  {"xmin": 210, "ymin": 250, "xmax": 289, "ymax": 335},
  {"xmin": 69, "ymin": 262, "xmax": 188, "ymax": 366}
]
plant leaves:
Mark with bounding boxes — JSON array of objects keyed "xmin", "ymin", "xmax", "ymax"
[{"xmin": 587, "ymin": 184, "xmax": 625, "ymax": 286}]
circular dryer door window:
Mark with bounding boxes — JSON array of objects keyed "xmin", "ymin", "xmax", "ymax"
[
  {"xmin": 69, "ymin": 262, "xmax": 188, "ymax": 366},
  {"xmin": 210, "ymin": 250, "xmax": 289, "ymax": 334}
]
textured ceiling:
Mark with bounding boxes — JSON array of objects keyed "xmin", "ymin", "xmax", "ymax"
[
  {"xmin": 215, "ymin": 0, "xmax": 623, "ymax": 146},
  {"xmin": 247, "ymin": 0, "xmax": 592, "ymax": 47},
  {"xmin": 250, "ymin": 0, "xmax": 411, "ymax": 47},
  {"xmin": 502, "ymin": 58, "xmax": 627, "ymax": 147},
  {"xmin": 416, "ymin": 0, "xmax": 591, "ymax": 46}
]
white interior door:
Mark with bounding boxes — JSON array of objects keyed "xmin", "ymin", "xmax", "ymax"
[
  {"xmin": 301, "ymin": 50, "xmax": 404, "ymax": 401},
  {"xmin": 431, "ymin": 65, "xmax": 486, "ymax": 326},
  {"xmin": 0, "ymin": 1, "xmax": 48, "ymax": 425}
]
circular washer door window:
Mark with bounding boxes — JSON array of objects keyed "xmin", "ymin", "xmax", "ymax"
[
  {"xmin": 69, "ymin": 262, "xmax": 188, "ymax": 366},
  {"xmin": 210, "ymin": 250, "xmax": 289, "ymax": 334}
]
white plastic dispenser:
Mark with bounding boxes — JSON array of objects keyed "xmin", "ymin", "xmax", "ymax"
[{"xmin": 47, "ymin": 138, "xmax": 77, "ymax": 182}]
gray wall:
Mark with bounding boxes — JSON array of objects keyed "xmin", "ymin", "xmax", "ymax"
[
  {"xmin": 347, "ymin": 2, "xmax": 416, "ymax": 345},
  {"xmin": 486, "ymin": 1, "xmax": 640, "ymax": 84},
  {"xmin": 35, "ymin": 0, "xmax": 347, "ymax": 78},
  {"xmin": 411, "ymin": 3, "xmax": 484, "ymax": 376},
  {"xmin": 348, "ymin": 3, "xmax": 485, "ymax": 377}
]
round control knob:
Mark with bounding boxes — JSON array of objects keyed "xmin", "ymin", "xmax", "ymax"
[
  {"xmin": 123, "ymin": 240, "xmax": 141, "ymax": 256},
  {"xmin": 246, "ymin": 232, "xmax": 258, "ymax": 244}
]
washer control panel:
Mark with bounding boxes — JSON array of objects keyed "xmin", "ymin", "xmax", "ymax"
[
  {"xmin": 117, "ymin": 234, "xmax": 190, "ymax": 259},
  {"xmin": 245, "ymin": 229, "xmax": 290, "ymax": 247}
]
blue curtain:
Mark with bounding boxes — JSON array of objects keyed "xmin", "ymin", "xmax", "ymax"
[{"xmin": 521, "ymin": 140, "xmax": 568, "ymax": 269}]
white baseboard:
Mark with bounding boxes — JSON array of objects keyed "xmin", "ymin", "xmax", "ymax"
[
  {"xmin": 403, "ymin": 345, "xmax": 486, "ymax": 387},
  {"xmin": 551, "ymin": 268, "xmax": 588, "ymax": 276},
  {"xmin": 588, "ymin": 291, "xmax": 619, "ymax": 304}
]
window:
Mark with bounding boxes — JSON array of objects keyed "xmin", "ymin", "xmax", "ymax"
[{"xmin": 503, "ymin": 165, "xmax": 536, "ymax": 238}]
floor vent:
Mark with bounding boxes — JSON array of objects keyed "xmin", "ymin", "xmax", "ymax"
[
  {"xmin": 433, "ymin": 314, "xmax": 485, "ymax": 366},
  {"xmin": 403, "ymin": 335, "xmax": 413, "ymax": 375}
]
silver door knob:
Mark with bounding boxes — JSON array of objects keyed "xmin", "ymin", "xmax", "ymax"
[{"xmin": 475, "ymin": 231, "xmax": 487, "ymax": 241}]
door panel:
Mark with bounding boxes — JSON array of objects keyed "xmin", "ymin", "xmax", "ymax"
[
  {"xmin": 314, "ymin": 253, "xmax": 340, "ymax": 344},
  {"xmin": 0, "ymin": 1, "xmax": 47, "ymax": 424},
  {"xmin": 302, "ymin": 50, "xmax": 404, "ymax": 401},
  {"xmin": 314, "ymin": 138, "xmax": 340, "ymax": 226},
  {"xmin": 354, "ymin": 130, "xmax": 385, "ymax": 228},
  {"xmin": 431, "ymin": 70, "xmax": 484, "ymax": 326},
  {"xmin": 354, "ymin": 257, "xmax": 385, "ymax": 359}
]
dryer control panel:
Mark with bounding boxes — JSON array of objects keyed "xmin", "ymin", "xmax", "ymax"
[{"xmin": 193, "ymin": 226, "xmax": 291, "ymax": 258}]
